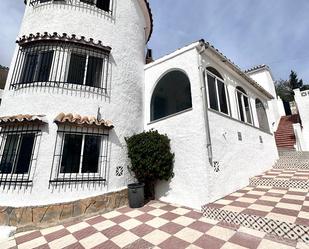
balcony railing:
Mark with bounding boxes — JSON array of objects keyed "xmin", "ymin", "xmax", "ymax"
[{"xmin": 29, "ymin": 0, "xmax": 114, "ymax": 15}]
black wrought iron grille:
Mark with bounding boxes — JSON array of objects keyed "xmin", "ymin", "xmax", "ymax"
[
  {"xmin": 10, "ymin": 41, "xmax": 110, "ymax": 94},
  {"xmin": 0, "ymin": 123, "xmax": 42, "ymax": 189},
  {"xmin": 49, "ymin": 124, "xmax": 109, "ymax": 188},
  {"xmin": 29, "ymin": 0, "xmax": 114, "ymax": 15}
]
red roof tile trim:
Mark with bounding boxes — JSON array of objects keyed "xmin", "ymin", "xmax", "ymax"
[
  {"xmin": 54, "ymin": 113, "xmax": 114, "ymax": 129},
  {"xmin": 0, "ymin": 114, "xmax": 47, "ymax": 125},
  {"xmin": 17, "ymin": 32, "xmax": 112, "ymax": 53}
]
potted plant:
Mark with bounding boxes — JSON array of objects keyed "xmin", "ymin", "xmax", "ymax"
[{"xmin": 125, "ymin": 130, "xmax": 175, "ymax": 207}]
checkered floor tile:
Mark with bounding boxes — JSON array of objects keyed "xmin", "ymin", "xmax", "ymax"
[
  {"xmin": 0, "ymin": 201, "xmax": 302, "ymax": 249},
  {"xmin": 255, "ymin": 169, "xmax": 309, "ymax": 182},
  {"xmin": 206, "ymin": 186, "xmax": 309, "ymax": 227}
]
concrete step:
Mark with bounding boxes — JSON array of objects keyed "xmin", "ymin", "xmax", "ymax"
[
  {"xmin": 249, "ymin": 168, "xmax": 309, "ymax": 189},
  {"xmin": 202, "ymin": 186, "xmax": 309, "ymax": 243}
]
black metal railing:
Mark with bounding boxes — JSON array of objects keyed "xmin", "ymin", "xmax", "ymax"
[
  {"xmin": 29, "ymin": 0, "xmax": 114, "ymax": 16},
  {"xmin": 10, "ymin": 41, "xmax": 110, "ymax": 94},
  {"xmin": 49, "ymin": 123, "xmax": 109, "ymax": 188},
  {"xmin": 0, "ymin": 123, "xmax": 42, "ymax": 189}
]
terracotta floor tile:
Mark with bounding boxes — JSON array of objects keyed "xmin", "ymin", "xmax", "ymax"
[
  {"xmin": 85, "ymin": 215, "xmax": 106, "ymax": 225},
  {"xmin": 130, "ymin": 224, "xmax": 155, "ymax": 237},
  {"xmin": 159, "ymin": 222, "xmax": 184, "ymax": 234},
  {"xmin": 275, "ymin": 206, "xmax": 300, "ymax": 216},
  {"xmin": 188, "ymin": 220, "xmax": 213, "ymax": 233},
  {"xmin": 135, "ymin": 213, "xmax": 155, "ymax": 222},
  {"xmin": 241, "ymin": 209, "xmax": 268, "ymax": 217},
  {"xmin": 185, "ymin": 210, "xmax": 202, "ymax": 219},
  {"xmin": 229, "ymin": 232, "xmax": 262, "ymax": 249},
  {"xmin": 101, "ymin": 225, "xmax": 127, "ymax": 239},
  {"xmin": 110, "ymin": 214, "xmax": 131, "ymax": 224},
  {"xmin": 159, "ymin": 211, "xmax": 180, "ymax": 221},
  {"xmin": 194, "ymin": 234, "xmax": 225, "ymax": 249},
  {"xmin": 159, "ymin": 236, "xmax": 190, "ymax": 249},
  {"xmin": 15, "ymin": 231, "xmax": 42, "ymax": 245},
  {"xmin": 92, "ymin": 240, "xmax": 120, "ymax": 249},
  {"xmin": 72, "ymin": 226, "xmax": 97, "ymax": 240},
  {"xmin": 44, "ymin": 229, "xmax": 71, "ymax": 242},
  {"xmin": 123, "ymin": 238, "xmax": 154, "ymax": 249}
]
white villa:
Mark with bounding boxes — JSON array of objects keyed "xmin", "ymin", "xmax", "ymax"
[{"xmin": 0, "ymin": 0, "xmax": 291, "ymax": 227}]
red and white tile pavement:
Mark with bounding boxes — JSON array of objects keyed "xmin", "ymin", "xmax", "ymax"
[
  {"xmin": 1, "ymin": 201, "xmax": 305, "ymax": 249},
  {"xmin": 254, "ymin": 169, "xmax": 309, "ymax": 182}
]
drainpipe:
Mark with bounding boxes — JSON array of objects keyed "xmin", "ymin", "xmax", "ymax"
[{"xmin": 197, "ymin": 40, "xmax": 213, "ymax": 167}]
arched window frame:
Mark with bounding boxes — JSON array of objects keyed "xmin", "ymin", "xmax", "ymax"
[
  {"xmin": 150, "ymin": 69, "xmax": 193, "ymax": 122},
  {"xmin": 235, "ymin": 86, "xmax": 253, "ymax": 125},
  {"xmin": 255, "ymin": 98, "xmax": 270, "ymax": 132},
  {"xmin": 205, "ymin": 67, "xmax": 231, "ymax": 116}
]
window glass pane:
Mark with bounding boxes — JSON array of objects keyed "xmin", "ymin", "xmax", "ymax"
[
  {"xmin": 67, "ymin": 53, "xmax": 86, "ymax": 85},
  {"xmin": 207, "ymin": 74, "xmax": 218, "ymax": 111},
  {"xmin": 0, "ymin": 135, "xmax": 19, "ymax": 174},
  {"xmin": 80, "ymin": 0, "xmax": 95, "ymax": 4},
  {"xmin": 82, "ymin": 135, "xmax": 101, "ymax": 173},
  {"xmin": 36, "ymin": 51, "xmax": 54, "ymax": 82},
  {"xmin": 153, "ymin": 96, "xmax": 167, "ymax": 120},
  {"xmin": 14, "ymin": 134, "xmax": 35, "ymax": 174},
  {"xmin": 244, "ymin": 96, "xmax": 252, "ymax": 124},
  {"xmin": 217, "ymin": 80, "xmax": 228, "ymax": 114},
  {"xmin": 151, "ymin": 71, "xmax": 192, "ymax": 121},
  {"xmin": 60, "ymin": 134, "xmax": 82, "ymax": 173},
  {"xmin": 86, "ymin": 56, "xmax": 103, "ymax": 87},
  {"xmin": 20, "ymin": 53, "xmax": 38, "ymax": 83},
  {"xmin": 237, "ymin": 92, "xmax": 245, "ymax": 122},
  {"xmin": 96, "ymin": 0, "xmax": 110, "ymax": 11},
  {"xmin": 256, "ymin": 99, "xmax": 270, "ymax": 131}
]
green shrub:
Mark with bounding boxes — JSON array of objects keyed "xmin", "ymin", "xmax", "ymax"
[{"xmin": 125, "ymin": 130, "xmax": 175, "ymax": 199}]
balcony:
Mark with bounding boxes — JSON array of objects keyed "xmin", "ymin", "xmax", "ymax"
[{"xmin": 29, "ymin": 0, "xmax": 114, "ymax": 16}]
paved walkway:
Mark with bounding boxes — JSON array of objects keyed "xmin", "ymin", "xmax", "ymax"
[{"xmin": 0, "ymin": 201, "xmax": 304, "ymax": 249}]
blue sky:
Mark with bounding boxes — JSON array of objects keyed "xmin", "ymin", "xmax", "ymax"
[{"xmin": 1, "ymin": 0, "xmax": 309, "ymax": 83}]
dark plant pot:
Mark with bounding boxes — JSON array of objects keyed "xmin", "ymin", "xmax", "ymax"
[{"xmin": 128, "ymin": 183, "xmax": 145, "ymax": 208}]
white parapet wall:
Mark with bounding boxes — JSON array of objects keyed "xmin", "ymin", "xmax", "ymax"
[{"xmin": 294, "ymin": 89, "xmax": 309, "ymax": 151}]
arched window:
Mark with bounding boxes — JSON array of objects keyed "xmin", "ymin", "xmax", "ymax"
[
  {"xmin": 236, "ymin": 86, "xmax": 253, "ymax": 124},
  {"xmin": 151, "ymin": 70, "xmax": 192, "ymax": 121},
  {"xmin": 206, "ymin": 67, "xmax": 230, "ymax": 115},
  {"xmin": 256, "ymin": 99, "xmax": 270, "ymax": 132}
]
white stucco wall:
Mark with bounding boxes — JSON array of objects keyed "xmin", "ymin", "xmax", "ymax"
[
  {"xmin": 247, "ymin": 69, "xmax": 282, "ymax": 131},
  {"xmin": 294, "ymin": 89, "xmax": 309, "ymax": 151},
  {"xmin": 0, "ymin": 0, "xmax": 148, "ymax": 207},
  {"xmin": 144, "ymin": 46, "xmax": 210, "ymax": 209},
  {"xmin": 144, "ymin": 45, "xmax": 279, "ymax": 209}
]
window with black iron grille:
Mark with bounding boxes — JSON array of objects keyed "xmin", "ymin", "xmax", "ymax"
[
  {"xmin": 0, "ymin": 124, "xmax": 42, "ymax": 189},
  {"xmin": 30, "ymin": 0, "xmax": 113, "ymax": 15},
  {"xmin": 10, "ymin": 42, "xmax": 110, "ymax": 94},
  {"xmin": 49, "ymin": 124, "xmax": 109, "ymax": 187}
]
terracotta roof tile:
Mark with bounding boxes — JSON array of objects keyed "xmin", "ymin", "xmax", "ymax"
[
  {"xmin": 54, "ymin": 113, "xmax": 113, "ymax": 129},
  {"xmin": 0, "ymin": 114, "xmax": 47, "ymax": 125},
  {"xmin": 17, "ymin": 32, "xmax": 111, "ymax": 53}
]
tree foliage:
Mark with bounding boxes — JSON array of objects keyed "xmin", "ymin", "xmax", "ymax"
[
  {"xmin": 125, "ymin": 130, "xmax": 175, "ymax": 183},
  {"xmin": 275, "ymin": 70, "xmax": 306, "ymax": 102}
]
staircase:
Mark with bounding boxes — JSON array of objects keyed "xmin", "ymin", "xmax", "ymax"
[
  {"xmin": 275, "ymin": 115, "xmax": 300, "ymax": 150},
  {"xmin": 202, "ymin": 150, "xmax": 309, "ymax": 244}
]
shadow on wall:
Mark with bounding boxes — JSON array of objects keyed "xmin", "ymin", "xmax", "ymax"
[{"xmin": 155, "ymin": 179, "xmax": 172, "ymax": 200}]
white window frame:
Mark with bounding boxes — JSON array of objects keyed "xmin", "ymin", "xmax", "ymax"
[
  {"xmin": 57, "ymin": 133, "xmax": 104, "ymax": 178},
  {"xmin": 205, "ymin": 70, "xmax": 231, "ymax": 116},
  {"xmin": 235, "ymin": 87, "xmax": 254, "ymax": 125},
  {"xmin": 65, "ymin": 49, "xmax": 106, "ymax": 88}
]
